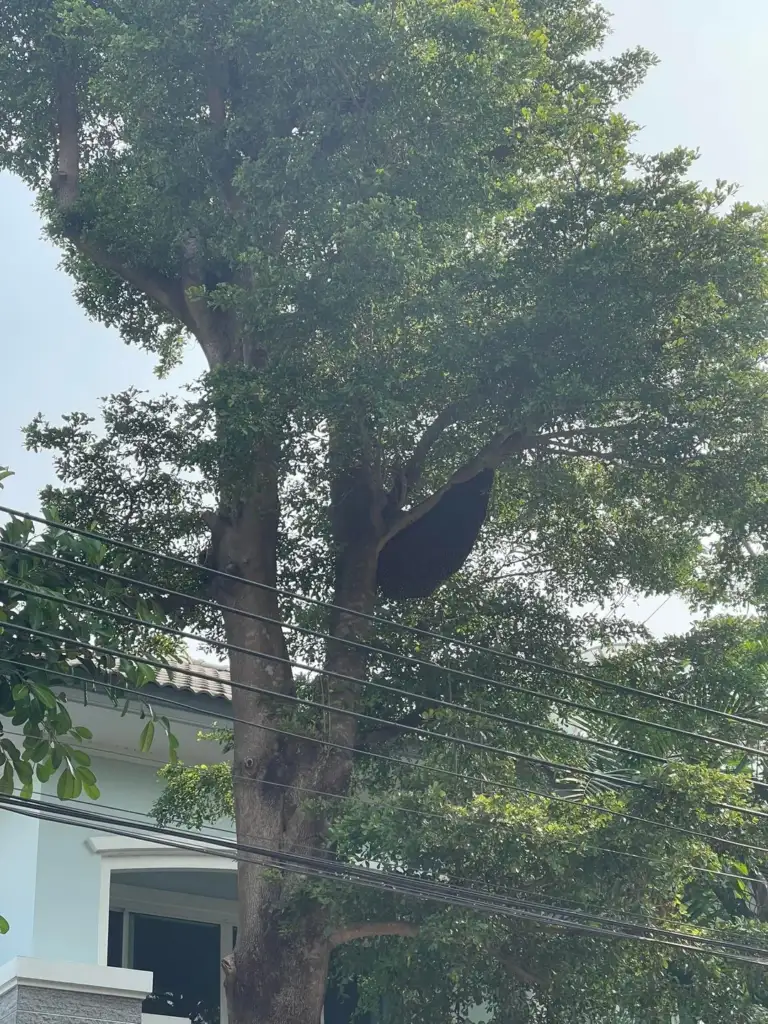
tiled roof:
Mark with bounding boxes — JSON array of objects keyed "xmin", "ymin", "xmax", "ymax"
[{"xmin": 155, "ymin": 660, "xmax": 232, "ymax": 701}]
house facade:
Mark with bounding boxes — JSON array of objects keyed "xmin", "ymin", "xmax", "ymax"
[
  {"xmin": 0, "ymin": 661, "xmax": 494, "ymax": 1024},
  {"xmin": 1, "ymin": 662, "xmax": 257, "ymax": 1024}
]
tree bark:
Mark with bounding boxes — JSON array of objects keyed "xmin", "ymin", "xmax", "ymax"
[{"xmin": 211, "ymin": 432, "xmax": 383, "ymax": 1024}]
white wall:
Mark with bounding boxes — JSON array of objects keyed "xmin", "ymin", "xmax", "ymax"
[
  {"xmin": 0, "ymin": 796, "xmax": 41, "ymax": 961},
  {"xmin": 29, "ymin": 754, "xmax": 169, "ymax": 965},
  {"xmin": 0, "ymin": 690, "xmax": 232, "ymax": 969}
]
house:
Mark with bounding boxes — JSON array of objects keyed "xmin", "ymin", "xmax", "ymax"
[
  {"xmin": 0, "ymin": 659, "xmax": 494, "ymax": 1024},
  {"xmin": 0, "ymin": 660, "xmax": 315, "ymax": 1024}
]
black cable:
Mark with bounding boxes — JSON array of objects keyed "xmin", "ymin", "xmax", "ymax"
[
  {"xmin": 3, "ymin": 540, "xmax": 759, "ymax": 759},
  {"xmin": 4, "ymin": 505, "xmax": 766, "ymax": 730},
  {"xmin": 9, "ymin": 598, "xmax": 768, "ymax": 827},
  {"xmin": 22, "ymin": 787, "xmax": 768, "ymax": 958},
  {"xmin": 33, "ymin": 726, "xmax": 768, "ymax": 915},
  {"xmin": 2, "ymin": 794, "xmax": 767, "ymax": 965},
  {"xmin": 0, "ymin": 611, "xmax": 652, "ymax": 791},
  {"xmin": 4, "ymin": 649, "xmax": 768, "ymax": 857},
  {"xmin": 0, "ymin": 572, "xmax": 678, "ymax": 768},
  {"xmin": 2, "ymin": 669, "xmax": 765, "ymax": 896},
  {"xmin": 6, "ymin": 671, "xmax": 768, "ymax": 913},
  {"xmin": 7, "ymin": 782, "xmax": 662, "ymax": 926}
]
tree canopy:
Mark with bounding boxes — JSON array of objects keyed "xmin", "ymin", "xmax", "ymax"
[{"xmin": 3, "ymin": 0, "xmax": 768, "ymax": 1022}]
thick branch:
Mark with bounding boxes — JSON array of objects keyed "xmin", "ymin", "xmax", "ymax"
[
  {"xmin": 77, "ymin": 236, "xmax": 197, "ymax": 333},
  {"xmin": 50, "ymin": 61, "xmax": 195, "ymax": 333},
  {"xmin": 381, "ymin": 417, "xmax": 651, "ymax": 547},
  {"xmin": 380, "ymin": 425, "xmax": 537, "ymax": 547},
  {"xmin": 207, "ymin": 55, "xmax": 245, "ymax": 218},
  {"xmin": 498, "ymin": 953, "xmax": 544, "ymax": 989},
  {"xmin": 359, "ymin": 709, "xmax": 429, "ymax": 750},
  {"xmin": 395, "ymin": 402, "xmax": 462, "ymax": 502},
  {"xmin": 53, "ymin": 63, "xmax": 79, "ymax": 209},
  {"xmin": 327, "ymin": 922, "xmax": 420, "ymax": 949}
]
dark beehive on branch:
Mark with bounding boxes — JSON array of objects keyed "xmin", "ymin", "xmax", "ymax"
[{"xmin": 376, "ymin": 469, "xmax": 495, "ymax": 600}]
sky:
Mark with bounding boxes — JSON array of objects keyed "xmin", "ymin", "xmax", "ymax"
[{"xmin": 1, "ymin": 0, "xmax": 767, "ymax": 636}]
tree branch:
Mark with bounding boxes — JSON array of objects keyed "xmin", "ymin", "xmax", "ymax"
[
  {"xmin": 53, "ymin": 62, "xmax": 79, "ymax": 210},
  {"xmin": 78, "ymin": 236, "xmax": 197, "ymax": 333},
  {"xmin": 498, "ymin": 952, "xmax": 544, "ymax": 989},
  {"xmin": 380, "ymin": 415, "xmax": 653, "ymax": 547},
  {"xmin": 207, "ymin": 54, "xmax": 245, "ymax": 217},
  {"xmin": 327, "ymin": 922, "xmax": 420, "ymax": 949},
  {"xmin": 50, "ymin": 60, "xmax": 195, "ymax": 333},
  {"xmin": 359, "ymin": 709, "xmax": 429, "ymax": 750},
  {"xmin": 394, "ymin": 402, "xmax": 462, "ymax": 502},
  {"xmin": 326, "ymin": 925, "xmax": 543, "ymax": 990},
  {"xmin": 380, "ymin": 425, "xmax": 539, "ymax": 547}
]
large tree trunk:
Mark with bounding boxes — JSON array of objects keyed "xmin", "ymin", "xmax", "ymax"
[{"xmin": 212, "ymin": 442, "xmax": 381, "ymax": 1024}]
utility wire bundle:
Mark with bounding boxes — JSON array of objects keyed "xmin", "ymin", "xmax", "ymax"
[{"xmin": 2, "ymin": 505, "xmax": 768, "ymax": 967}]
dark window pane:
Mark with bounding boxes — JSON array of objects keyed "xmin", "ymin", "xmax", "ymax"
[
  {"xmin": 132, "ymin": 914, "xmax": 220, "ymax": 1024},
  {"xmin": 107, "ymin": 910, "xmax": 124, "ymax": 968}
]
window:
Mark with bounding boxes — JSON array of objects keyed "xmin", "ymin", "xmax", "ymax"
[
  {"xmin": 108, "ymin": 910, "xmax": 221, "ymax": 1024},
  {"xmin": 107, "ymin": 909, "xmax": 124, "ymax": 970}
]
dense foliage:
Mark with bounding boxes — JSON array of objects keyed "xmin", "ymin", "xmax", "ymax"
[{"xmin": 3, "ymin": 0, "xmax": 768, "ymax": 1020}]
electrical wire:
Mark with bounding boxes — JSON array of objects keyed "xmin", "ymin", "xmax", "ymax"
[
  {"xmin": 17, "ymin": 722, "xmax": 766, "ymax": 916},
  {"xmin": 2, "ymin": 540, "xmax": 763, "ymax": 761},
  {"xmin": 3, "ymin": 506, "xmax": 767, "ymax": 731},
  {"xmin": 26, "ymin": 786, "xmax": 768, "ymax": 958},
  {"xmin": 1, "ymin": 578, "xmax": 678, "ymax": 771},
  {"xmin": 3, "ymin": 649, "xmax": 768, "ymax": 857},
  {"xmin": 4, "ymin": 663, "xmax": 768, "ymax": 901},
  {"xmin": 2, "ymin": 793, "xmax": 767, "ymax": 966},
  {"xmin": 6, "ymin": 598, "xmax": 768, "ymax": 829},
  {"xmin": 0, "ymin": 616, "xmax": 650, "ymax": 791},
  {"xmin": 641, "ymin": 595, "xmax": 673, "ymax": 628}
]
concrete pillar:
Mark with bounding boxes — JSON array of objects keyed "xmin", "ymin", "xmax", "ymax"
[{"xmin": 0, "ymin": 958, "xmax": 152, "ymax": 1024}]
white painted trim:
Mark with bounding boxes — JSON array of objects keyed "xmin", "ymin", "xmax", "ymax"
[
  {"xmin": 111, "ymin": 883, "xmax": 237, "ymax": 926},
  {"xmin": 220, "ymin": 924, "xmax": 234, "ymax": 1024},
  {"xmin": 87, "ymin": 835, "xmax": 236, "ymax": 967},
  {"xmin": 87, "ymin": 836, "xmax": 235, "ymax": 865},
  {"xmin": 110, "ymin": 887, "xmax": 235, "ymax": 1024},
  {"xmin": 97, "ymin": 852, "xmax": 111, "ymax": 967},
  {"xmin": 88, "ymin": 835, "xmax": 237, "ymax": 1024},
  {"xmin": 0, "ymin": 957, "xmax": 152, "ymax": 1000},
  {"xmin": 143, "ymin": 1016, "xmax": 184, "ymax": 1024}
]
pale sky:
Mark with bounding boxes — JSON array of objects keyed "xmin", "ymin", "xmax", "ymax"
[{"xmin": 1, "ymin": 0, "xmax": 766, "ymax": 636}]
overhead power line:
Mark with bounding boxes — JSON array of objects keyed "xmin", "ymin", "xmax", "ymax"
[
  {"xmin": 3, "ymin": 647, "xmax": 768, "ymax": 857},
  {"xmin": 2, "ymin": 794, "xmax": 767, "ymax": 967},
  {"xmin": 5, "ymin": 590, "xmax": 768, "ymax": 826},
  {"xmin": 11, "ymin": 716, "xmax": 763, "ymax": 901},
  {"xmin": 10, "ymin": 607, "xmax": 768, "ymax": 833},
  {"xmin": 2, "ymin": 616, "xmax": 652, "ymax": 791},
  {"xmin": 3, "ymin": 505, "xmax": 767, "ymax": 730},
  {"xmin": 1, "ymin": 579, "xmax": 671, "ymax": 771},
  {"xmin": 2, "ymin": 540, "xmax": 763, "ymax": 761}
]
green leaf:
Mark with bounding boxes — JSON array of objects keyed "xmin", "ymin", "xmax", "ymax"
[
  {"xmin": 70, "ymin": 748, "xmax": 91, "ymax": 767},
  {"xmin": 29, "ymin": 685, "xmax": 56, "ymax": 711},
  {"xmin": 56, "ymin": 768, "xmax": 77, "ymax": 801},
  {"xmin": 0, "ymin": 915, "xmax": 9, "ymax": 935},
  {"xmin": 0, "ymin": 761, "xmax": 14, "ymax": 796},
  {"xmin": 75, "ymin": 765, "xmax": 97, "ymax": 786},
  {"xmin": 139, "ymin": 720, "xmax": 155, "ymax": 754}
]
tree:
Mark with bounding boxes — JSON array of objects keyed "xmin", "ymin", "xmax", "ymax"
[
  {"xmin": 152, "ymin": 606, "xmax": 768, "ymax": 1024},
  {"xmin": 3, "ymin": 1, "xmax": 768, "ymax": 1021}
]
